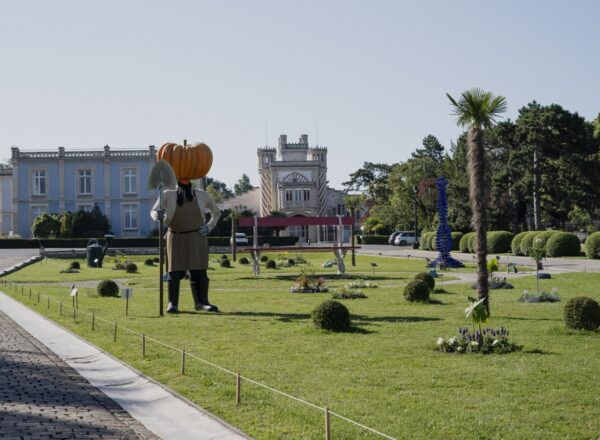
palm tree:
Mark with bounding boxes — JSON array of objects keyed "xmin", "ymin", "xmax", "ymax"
[{"xmin": 447, "ymin": 88, "xmax": 507, "ymax": 314}]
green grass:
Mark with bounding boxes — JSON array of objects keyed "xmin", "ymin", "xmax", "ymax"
[{"xmin": 4, "ymin": 254, "xmax": 600, "ymax": 439}]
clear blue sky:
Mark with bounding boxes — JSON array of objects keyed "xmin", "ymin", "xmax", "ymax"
[{"xmin": 1, "ymin": 0, "xmax": 598, "ymax": 189}]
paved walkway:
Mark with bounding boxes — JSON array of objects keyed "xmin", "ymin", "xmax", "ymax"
[{"xmin": 0, "ymin": 252, "xmax": 249, "ymax": 440}]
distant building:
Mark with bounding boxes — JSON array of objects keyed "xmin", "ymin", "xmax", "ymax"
[{"xmin": 7, "ymin": 145, "xmax": 158, "ymax": 238}]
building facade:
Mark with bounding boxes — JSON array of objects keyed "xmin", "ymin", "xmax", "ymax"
[{"xmin": 9, "ymin": 145, "xmax": 158, "ymax": 238}]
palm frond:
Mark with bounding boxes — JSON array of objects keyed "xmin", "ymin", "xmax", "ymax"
[{"xmin": 447, "ymin": 88, "xmax": 507, "ymax": 129}]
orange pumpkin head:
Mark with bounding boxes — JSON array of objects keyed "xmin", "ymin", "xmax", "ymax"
[{"xmin": 157, "ymin": 141, "xmax": 213, "ymax": 184}]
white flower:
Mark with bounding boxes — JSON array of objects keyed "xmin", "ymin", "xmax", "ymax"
[
  {"xmin": 492, "ymin": 339, "xmax": 499, "ymax": 346},
  {"xmin": 448, "ymin": 337, "xmax": 456, "ymax": 345},
  {"xmin": 470, "ymin": 341, "xmax": 479, "ymax": 347},
  {"xmin": 437, "ymin": 337, "xmax": 444, "ymax": 346},
  {"xmin": 457, "ymin": 346, "xmax": 463, "ymax": 352}
]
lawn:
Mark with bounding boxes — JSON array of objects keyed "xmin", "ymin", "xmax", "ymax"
[{"xmin": 4, "ymin": 253, "xmax": 600, "ymax": 440}]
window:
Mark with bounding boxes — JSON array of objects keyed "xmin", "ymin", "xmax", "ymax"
[
  {"xmin": 303, "ymin": 189, "xmax": 310, "ymax": 201},
  {"xmin": 77, "ymin": 204, "xmax": 93, "ymax": 213},
  {"xmin": 78, "ymin": 169, "xmax": 92, "ymax": 195},
  {"xmin": 32, "ymin": 171, "xmax": 46, "ymax": 196},
  {"xmin": 31, "ymin": 205, "xmax": 46, "ymax": 220},
  {"xmin": 123, "ymin": 204, "xmax": 138, "ymax": 230},
  {"xmin": 294, "ymin": 189, "xmax": 302, "ymax": 202},
  {"xmin": 123, "ymin": 168, "xmax": 137, "ymax": 194},
  {"xmin": 285, "ymin": 189, "xmax": 293, "ymax": 202}
]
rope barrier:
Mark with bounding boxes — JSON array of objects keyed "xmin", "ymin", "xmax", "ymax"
[{"xmin": 3, "ymin": 282, "xmax": 397, "ymax": 440}]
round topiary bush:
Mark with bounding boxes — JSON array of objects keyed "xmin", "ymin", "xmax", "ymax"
[
  {"xmin": 545, "ymin": 232, "xmax": 581, "ymax": 257},
  {"xmin": 124, "ymin": 262, "xmax": 138, "ymax": 273},
  {"xmin": 451, "ymin": 232, "xmax": 464, "ymax": 251},
  {"xmin": 239, "ymin": 257, "xmax": 250, "ymax": 264},
  {"xmin": 97, "ymin": 279, "xmax": 119, "ymax": 297},
  {"xmin": 288, "ymin": 258, "xmax": 295, "ymax": 266},
  {"xmin": 265, "ymin": 259, "xmax": 277, "ymax": 269},
  {"xmin": 429, "ymin": 233, "xmax": 438, "ymax": 251},
  {"xmin": 534, "ymin": 231, "xmax": 558, "ymax": 250},
  {"xmin": 153, "ymin": 257, "xmax": 160, "ymax": 263},
  {"xmin": 420, "ymin": 232, "xmax": 434, "ymax": 250},
  {"xmin": 144, "ymin": 258, "xmax": 154, "ymax": 266},
  {"xmin": 459, "ymin": 232, "xmax": 475, "ymax": 253},
  {"xmin": 260, "ymin": 255, "xmax": 269, "ymax": 263},
  {"xmin": 511, "ymin": 231, "xmax": 528, "ymax": 255},
  {"xmin": 467, "ymin": 234, "xmax": 477, "ymax": 254},
  {"xmin": 69, "ymin": 261, "xmax": 81, "ymax": 270},
  {"xmin": 585, "ymin": 232, "xmax": 600, "ymax": 259},
  {"xmin": 414, "ymin": 272, "xmax": 435, "ymax": 291},
  {"xmin": 221, "ymin": 254, "xmax": 229, "ymax": 260},
  {"xmin": 519, "ymin": 231, "xmax": 541, "ymax": 256},
  {"xmin": 220, "ymin": 258, "xmax": 231, "ymax": 268},
  {"xmin": 564, "ymin": 296, "xmax": 600, "ymax": 330},
  {"xmin": 486, "ymin": 231, "xmax": 514, "ymax": 254},
  {"xmin": 311, "ymin": 300, "xmax": 351, "ymax": 332},
  {"xmin": 403, "ymin": 279, "xmax": 430, "ymax": 303}
]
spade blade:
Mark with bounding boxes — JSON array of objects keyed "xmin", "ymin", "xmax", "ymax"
[{"xmin": 148, "ymin": 160, "xmax": 177, "ymax": 190}]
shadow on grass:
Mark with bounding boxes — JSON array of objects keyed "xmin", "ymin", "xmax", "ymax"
[
  {"xmin": 495, "ymin": 316, "xmax": 561, "ymax": 322},
  {"xmin": 523, "ymin": 348, "xmax": 556, "ymax": 355},
  {"xmin": 236, "ymin": 275, "xmax": 408, "ymax": 282},
  {"xmin": 352, "ymin": 315, "xmax": 441, "ymax": 324},
  {"xmin": 433, "ymin": 288, "xmax": 455, "ymax": 294}
]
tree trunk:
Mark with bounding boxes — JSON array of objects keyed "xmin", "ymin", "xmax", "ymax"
[
  {"xmin": 467, "ymin": 127, "xmax": 490, "ymax": 315},
  {"xmin": 533, "ymin": 147, "xmax": 541, "ymax": 230}
]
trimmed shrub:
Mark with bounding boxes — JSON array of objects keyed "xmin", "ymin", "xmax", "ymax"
[
  {"xmin": 144, "ymin": 258, "xmax": 154, "ymax": 266},
  {"xmin": 220, "ymin": 259, "xmax": 231, "ymax": 268},
  {"xmin": 124, "ymin": 262, "xmax": 138, "ymax": 273},
  {"xmin": 420, "ymin": 232, "xmax": 434, "ymax": 250},
  {"xmin": 519, "ymin": 231, "xmax": 541, "ymax": 256},
  {"xmin": 429, "ymin": 233, "xmax": 438, "ymax": 251},
  {"xmin": 459, "ymin": 232, "xmax": 475, "ymax": 253},
  {"xmin": 534, "ymin": 231, "xmax": 558, "ymax": 250},
  {"xmin": 404, "ymin": 279, "xmax": 430, "ymax": 303},
  {"xmin": 486, "ymin": 231, "xmax": 513, "ymax": 254},
  {"xmin": 312, "ymin": 300, "xmax": 351, "ymax": 332},
  {"xmin": 451, "ymin": 232, "xmax": 464, "ymax": 251},
  {"xmin": 239, "ymin": 257, "xmax": 250, "ymax": 264},
  {"xmin": 97, "ymin": 279, "xmax": 119, "ymax": 297},
  {"xmin": 260, "ymin": 255, "xmax": 269, "ymax": 263},
  {"xmin": 288, "ymin": 259, "xmax": 295, "ymax": 266},
  {"xmin": 221, "ymin": 254, "xmax": 229, "ymax": 260},
  {"xmin": 467, "ymin": 234, "xmax": 477, "ymax": 254},
  {"xmin": 546, "ymin": 232, "xmax": 581, "ymax": 257},
  {"xmin": 153, "ymin": 257, "xmax": 160, "ymax": 263},
  {"xmin": 414, "ymin": 272, "xmax": 435, "ymax": 291},
  {"xmin": 511, "ymin": 232, "xmax": 528, "ymax": 255},
  {"xmin": 585, "ymin": 232, "xmax": 600, "ymax": 259},
  {"xmin": 265, "ymin": 259, "xmax": 277, "ymax": 269},
  {"xmin": 564, "ymin": 296, "xmax": 600, "ymax": 330},
  {"xmin": 69, "ymin": 261, "xmax": 81, "ymax": 270}
]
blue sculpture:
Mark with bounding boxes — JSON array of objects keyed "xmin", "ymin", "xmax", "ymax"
[{"xmin": 428, "ymin": 177, "xmax": 463, "ymax": 268}]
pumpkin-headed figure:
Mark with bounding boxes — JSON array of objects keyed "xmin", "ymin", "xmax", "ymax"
[{"xmin": 151, "ymin": 140, "xmax": 221, "ymax": 313}]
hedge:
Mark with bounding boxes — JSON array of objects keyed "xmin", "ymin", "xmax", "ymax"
[
  {"xmin": 467, "ymin": 234, "xmax": 477, "ymax": 253},
  {"xmin": 486, "ymin": 231, "xmax": 514, "ymax": 254},
  {"xmin": 359, "ymin": 235, "xmax": 391, "ymax": 245},
  {"xmin": 450, "ymin": 232, "xmax": 464, "ymax": 251},
  {"xmin": 0, "ymin": 236, "xmax": 298, "ymax": 249},
  {"xmin": 534, "ymin": 231, "xmax": 559, "ymax": 250},
  {"xmin": 429, "ymin": 233, "xmax": 438, "ymax": 251},
  {"xmin": 545, "ymin": 232, "xmax": 581, "ymax": 257},
  {"xmin": 585, "ymin": 232, "xmax": 600, "ymax": 259},
  {"xmin": 511, "ymin": 232, "xmax": 529, "ymax": 255},
  {"xmin": 459, "ymin": 232, "xmax": 475, "ymax": 253},
  {"xmin": 519, "ymin": 231, "xmax": 542, "ymax": 256},
  {"xmin": 420, "ymin": 232, "xmax": 435, "ymax": 250}
]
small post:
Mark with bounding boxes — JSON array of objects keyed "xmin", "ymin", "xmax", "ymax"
[
  {"xmin": 236, "ymin": 372, "xmax": 241, "ymax": 405},
  {"xmin": 142, "ymin": 334, "xmax": 146, "ymax": 357},
  {"xmin": 324, "ymin": 407, "xmax": 331, "ymax": 440},
  {"xmin": 113, "ymin": 322, "xmax": 118, "ymax": 341},
  {"xmin": 126, "ymin": 295, "xmax": 129, "ymax": 317},
  {"xmin": 47, "ymin": 296, "xmax": 50, "ymax": 309},
  {"xmin": 28, "ymin": 287, "xmax": 31, "ymax": 299},
  {"xmin": 92, "ymin": 314, "xmax": 95, "ymax": 331},
  {"xmin": 60, "ymin": 301, "xmax": 63, "ymax": 316},
  {"xmin": 73, "ymin": 307, "xmax": 76, "ymax": 321},
  {"xmin": 181, "ymin": 348, "xmax": 186, "ymax": 375},
  {"xmin": 36, "ymin": 292, "xmax": 40, "ymax": 304}
]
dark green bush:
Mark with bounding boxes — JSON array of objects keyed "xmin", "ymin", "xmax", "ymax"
[
  {"xmin": 451, "ymin": 232, "xmax": 464, "ymax": 251},
  {"xmin": 220, "ymin": 259, "xmax": 231, "ymax": 268},
  {"xmin": 519, "ymin": 231, "xmax": 541, "ymax": 256},
  {"xmin": 545, "ymin": 232, "xmax": 581, "ymax": 257},
  {"xmin": 239, "ymin": 257, "xmax": 250, "ymax": 264},
  {"xmin": 153, "ymin": 257, "xmax": 160, "ymax": 263},
  {"xmin": 265, "ymin": 260, "xmax": 277, "ymax": 269},
  {"xmin": 459, "ymin": 232, "xmax": 475, "ymax": 253},
  {"xmin": 97, "ymin": 279, "xmax": 119, "ymax": 297},
  {"xmin": 260, "ymin": 255, "xmax": 269, "ymax": 262},
  {"xmin": 414, "ymin": 272, "xmax": 435, "ymax": 291},
  {"xmin": 124, "ymin": 262, "xmax": 137, "ymax": 273},
  {"xmin": 311, "ymin": 300, "xmax": 351, "ymax": 332},
  {"xmin": 288, "ymin": 259, "xmax": 295, "ymax": 266},
  {"xmin": 404, "ymin": 279, "xmax": 430, "ymax": 303},
  {"xmin": 221, "ymin": 254, "xmax": 229, "ymax": 260},
  {"xmin": 467, "ymin": 234, "xmax": 477, "ymax": 254},
  {"xmin": 69, "ymin": 261, "xmax": 81, "ymax": 270},
  {"xmin": 511, "ymin": 232, "xmax": 528, "ymax": 255},
  {"xmin": 486, "ymin": 231, "xmax": 513, "ymax": 254},
  {"xmin": 585, "ymin": 232, "xmax": 600, "ymax": 259},
  {"xmin": 564, "ymin": 296, "xmax": 600, "ymax": 330},
  {"xmin": 144, "ymin": 258, "xmax": 154, "ymax": 266}
]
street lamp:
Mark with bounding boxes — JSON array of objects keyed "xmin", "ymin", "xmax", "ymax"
[{"xmin": 412, "ymin": 185, "xmax": 419, "ymax": 249}]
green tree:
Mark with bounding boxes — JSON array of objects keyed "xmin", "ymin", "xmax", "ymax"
[
  {"xmin": 205, "ymin": 178, "xmax": 234, "ymax": 202},
  {"xmin": 60, "ymin": 211, "xmax": 74, "ymax": 238},
  {"xmin": 31, "ymin": 213, "xmax": 61, "ymax": 238},
  {"xmin": 233, "ymin": 174, "xmax": 253, "ymax": 196},
  {"xmin": 72, "ymin": 205, "xmax": 111, "ymax": 238},
  {"xmin": 447, "ymin": 88, "xmax": 508, "ymax": 315},
  {"xmin": 343, "ymin": 162, "xmax": 394, "ymax": 203}
]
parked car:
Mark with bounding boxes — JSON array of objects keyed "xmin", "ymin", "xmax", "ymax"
[
  {"xmin": 388, "ymin": 231, "xmax": 402, "ymax": 244},
  {"xmin": 231, "ymin": 232, "xmax": 249, "ymax": 246},
  {"xmin": 393, "ymin": 232, "xmax": 418, "ymax": 246}
]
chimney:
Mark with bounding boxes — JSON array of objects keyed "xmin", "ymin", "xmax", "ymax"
[
  {"xmin": 299, "ymin": 134, "xmax": 308, "ymax": 145},
  {"xmin": 278, "ymin": 134, "xmax": 287, "ymax": 147}
]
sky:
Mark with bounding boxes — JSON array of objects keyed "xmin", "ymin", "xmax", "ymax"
[{"xmin": 1, "ymin": 0, "xmax": 599, "ymax": 189}]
